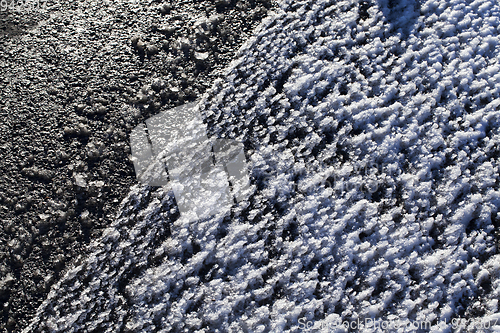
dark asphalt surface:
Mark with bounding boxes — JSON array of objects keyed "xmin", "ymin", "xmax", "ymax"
[{"xmin": 0, "ymin": 0, "xmax": 271, "ymax": 331}]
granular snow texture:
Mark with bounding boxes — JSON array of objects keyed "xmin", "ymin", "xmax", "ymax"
[{"xmin": 25, "ymin": 0, "xmax": 500, "ymax": 331}]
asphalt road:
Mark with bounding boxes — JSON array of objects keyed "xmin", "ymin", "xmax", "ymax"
[{"xmin": 0, "ymin": 0, "xmax": 271, "ymax": 331}]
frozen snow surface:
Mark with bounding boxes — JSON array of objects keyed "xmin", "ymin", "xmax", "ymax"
[{"xmin": 26, "ymin": 0, "xmax": 500, "ymax": 331}]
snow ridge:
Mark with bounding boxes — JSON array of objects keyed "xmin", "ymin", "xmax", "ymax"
[{"xmin": 26, "ymin": 0, "xmax": 500, "ymax": 331}]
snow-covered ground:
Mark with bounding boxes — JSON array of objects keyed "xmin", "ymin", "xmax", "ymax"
[{"xmin": 25, "ymin": 0, "xmax": 500, "ymax": 331}]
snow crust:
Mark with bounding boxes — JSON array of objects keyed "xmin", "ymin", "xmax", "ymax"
[{"xmin": 25, "ymin": 0, "xmax": 500, "ymax": 331}]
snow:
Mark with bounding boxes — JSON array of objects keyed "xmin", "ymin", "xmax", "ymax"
[
  {"xmin": 73, "ymin": 173, "xmax": 87, "ymax": 188},
  {"xmin": 25, "ymin": 0, "xmax": 500, "ymax": 331}
]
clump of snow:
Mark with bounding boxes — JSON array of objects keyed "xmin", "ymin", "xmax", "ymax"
[
  {"xmin": 194, "ymin": 51, "xmax": 209, "ymax": 61},
  {"xmin": 73, "ymin": 173, "xmax": 87, "ymax": 188},
  {"xmin": 25, "ymin": 0, "xmax": 500, "ymax": 331}
]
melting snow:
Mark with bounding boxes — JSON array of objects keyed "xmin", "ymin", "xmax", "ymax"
[{"xmin": 26, "ymin": 0, "xmax": 500, "ymax": 331}]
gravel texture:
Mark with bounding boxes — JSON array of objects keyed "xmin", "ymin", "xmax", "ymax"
[
  {"xmin": 22, "ymin": 0, "xmax": 500, "ymax": 331},
  {"xmin": 0, "ymin": 0, "xmax": 271, "ymax": 331}
]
